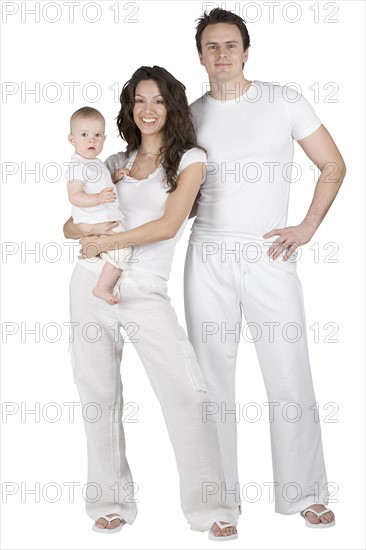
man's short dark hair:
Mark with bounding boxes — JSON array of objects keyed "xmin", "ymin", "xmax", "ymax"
[{"xmin": 195, "ymin": 8, "xmax": 251, "ymax": 53}]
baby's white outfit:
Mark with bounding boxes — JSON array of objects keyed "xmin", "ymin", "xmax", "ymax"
[{"xmin": 65, "ymin": 153, "xmax": 131, "ymax": 269}]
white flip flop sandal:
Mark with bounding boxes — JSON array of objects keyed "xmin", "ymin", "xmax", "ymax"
[
  {"xmin": 92, "ymin": 513, "xmax": 126, "ymax": 534},
  {"xmin": 208, "ymin": 521, "xmax": 238, "ymax": 541},
  {"xmin": 300, "ymin": 507, "xmax": 335, "ymax": 528}
]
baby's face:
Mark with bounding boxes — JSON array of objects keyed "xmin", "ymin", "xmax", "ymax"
[{"xmin": 68, "ymin": 117, "xmax": 106, "ymax": 159}]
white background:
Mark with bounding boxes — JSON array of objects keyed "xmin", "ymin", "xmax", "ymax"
[{"xmin": 1, "ymin": 1, "xmax": 365, "ymax": 549}]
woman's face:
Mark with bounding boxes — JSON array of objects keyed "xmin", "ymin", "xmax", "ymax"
[{"xmin": 132, "ymin": 79, "xmax": 167, "ymax": 138}]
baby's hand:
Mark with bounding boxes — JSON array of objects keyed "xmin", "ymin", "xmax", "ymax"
[
  {"xmin": 97, "ymin": 187, "xmax": 117, "ymax": 204},
  {"xmin": 112, "ymin": 168, "xmax": 130, "ymax": 183}
]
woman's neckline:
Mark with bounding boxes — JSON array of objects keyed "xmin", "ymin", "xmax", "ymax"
[{"xmin": 125, "ymin": 149, "xmax": 162, "ymax": 182}]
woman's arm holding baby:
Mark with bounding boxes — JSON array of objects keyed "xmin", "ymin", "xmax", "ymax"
[
  {"xmin": 79, "ymin": 162, "xmax": 205, "ymax": 258},
  {"xmin": 63, "ymin": 217, "xmax": 120, "ymax": 239}
]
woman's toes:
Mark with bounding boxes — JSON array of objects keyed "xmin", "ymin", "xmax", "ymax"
[
  {"xmin": 95, "ymin": 518, "xmax": 107, "ymax": 529},
  {"xmin": 319, "ymin": 516, "xmax": 327, "ymax": 523},
  {"xmin": 222, "ymin": 526, "xmax": 236, "ymax": 537},
  {"xmin": 211, "ymin": 524, "xmax": 222, "ymax": 537},
  {"xmin": 308, "ymin": 513, "xmax": 320, "ymax": 524},
  {"xmin": 107, "ymin": 519, "xmax": 119, "ymax": 529},
  {"xmin": 210, "ymin": 522, "xmax": 237, "ymax": 538}
]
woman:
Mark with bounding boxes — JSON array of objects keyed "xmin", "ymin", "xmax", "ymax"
[{"xmin": 63, "ymin": 66, "xmax": 239, "ymax": 540}]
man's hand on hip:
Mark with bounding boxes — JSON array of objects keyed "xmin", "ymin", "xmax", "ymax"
[{"xmin": 263, "ymin": 222, "xmax": 316, "ymax": 261}]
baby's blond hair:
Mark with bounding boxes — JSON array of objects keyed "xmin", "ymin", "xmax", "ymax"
[{"xmin": 70, "ymin": 106, "xmax": 105, "ymax": 133}]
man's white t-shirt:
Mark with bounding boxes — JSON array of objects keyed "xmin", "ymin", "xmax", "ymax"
[
  {"xmin": 78, "ymin": 147, "xmax": 207, "ymax": 279},
  {"xmin": 65, "ymin": 153, "xmax": 123, "ymax": 224},
  {"xmin": 189, "ymin": 80, "xmax": 322, "ymax": 244}
]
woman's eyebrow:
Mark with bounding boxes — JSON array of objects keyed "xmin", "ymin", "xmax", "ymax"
[{"xmin": 134, "ymin": 94, "xmax": 163, "ymax": 98}]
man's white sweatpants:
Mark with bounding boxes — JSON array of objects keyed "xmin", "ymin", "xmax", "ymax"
[
  {"xmin": 184, "ymin": 241, "xmax": 331, "ymax": 514},
  {"xmin": 69, "ymin": 261, "xmax": 239, "ymax": 531}
]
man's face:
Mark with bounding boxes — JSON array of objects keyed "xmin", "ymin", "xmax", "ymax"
[
  {"xmin": 68, "ymin": 117, "xmax": 106, "ymax": 159},
  {"xmin": 198, "ymin": 23, "xmax": 248, "ymax": 83}
]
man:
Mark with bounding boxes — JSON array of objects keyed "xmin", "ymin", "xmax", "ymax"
[{"xmin": 184, "ymin": 8, "xmax": 345, "ymax": 537}]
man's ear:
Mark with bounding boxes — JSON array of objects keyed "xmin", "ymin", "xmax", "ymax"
[
  {"xmin": 68, "ymin": 134, "xmax": 74, "ymax": 145},
  {"xmin": 198, "ymin": 50, "xmax": 204, "ymax": 66},
  {"xmin": 243, "ymin": 48, "xmax": 249, "ymax": 64}
]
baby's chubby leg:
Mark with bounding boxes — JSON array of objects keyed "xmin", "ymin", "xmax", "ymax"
[{"xmin": 93, "ymin": 262, "xmax": 122, "ymax": 305}]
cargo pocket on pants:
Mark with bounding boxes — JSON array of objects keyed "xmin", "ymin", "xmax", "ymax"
[{"xmin": 178, "ymin": 340, "xmax": 207, "ymax": 392}]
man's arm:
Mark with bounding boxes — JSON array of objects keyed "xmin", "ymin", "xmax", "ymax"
[{"xmin": 263, "ymin": 124, "xmax": 346, "ymax": 260}]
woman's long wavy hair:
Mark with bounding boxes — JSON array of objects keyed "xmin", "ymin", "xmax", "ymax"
[{"xmin": 116, "ymin": 66, "xmax": 204, "ymax": 192}]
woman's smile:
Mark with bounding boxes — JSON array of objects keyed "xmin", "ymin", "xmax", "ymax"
[{"xmin": 133, "ymin": 79, "xmax": 167, "ymax": 136}]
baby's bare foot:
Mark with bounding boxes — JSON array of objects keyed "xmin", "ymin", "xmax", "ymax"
[{"xmin": 93, "ymin": 287, "xmax": 120, "ymax": 305}]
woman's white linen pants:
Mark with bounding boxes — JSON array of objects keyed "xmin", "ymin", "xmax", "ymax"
[
  {"xmin": 184, "ymin": 242, "xmax": 331, "ymax": 515},
  {"xmin": 69, "ymin": 262, "xmax": 239, "ymax": 531}
]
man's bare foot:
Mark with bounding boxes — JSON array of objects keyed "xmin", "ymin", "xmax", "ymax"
[
  {"xmin": 301, "ymin": 504, "xmax": 335, "ymax": 525},
  {"xmin": 209, "ymin": 521, "xmax": 237, "ymax": 539},
  {"xmin": 93, "ymin": 287, "xmax": 120, "ymax": 305},
  {"xmin": 94, "ymin": 513, "xmax": 125, "ymax": 531}
]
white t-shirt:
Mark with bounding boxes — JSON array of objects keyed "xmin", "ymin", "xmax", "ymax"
[
  {"xmin": 78, "ymin": 147, "xmax": 207, "ymax": 280},
  {"xmin": 65, "ymin": 153, "xmax": 123, "ymax": 224},
  {"xmin": 189, "ymin": 80, "xmax": 322, "ymax": 244}
]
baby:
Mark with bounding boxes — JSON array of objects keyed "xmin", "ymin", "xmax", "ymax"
[{"xmin": 65, "ymin": 106, "xmax": 130, "ymax": 305}]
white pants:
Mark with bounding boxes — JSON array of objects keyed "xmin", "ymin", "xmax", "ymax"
[
  {"xmin": 184, "ymin": 241, "xmax": 330, "ymax": 514},
  {"xmin": 69, "ymin": 261, "xmax": 239, "ymax": 530}
]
